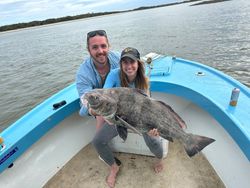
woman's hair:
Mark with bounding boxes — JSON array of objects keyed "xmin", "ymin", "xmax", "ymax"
[{"xmin": 120, "ymin": 59, "xmax": 149, "ymax": 90}]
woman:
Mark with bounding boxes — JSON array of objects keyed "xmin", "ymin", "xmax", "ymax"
[
  {"xmin": 92, "ymin": 47, "xmax": 164, "ymax": 188},
  {"xmin": 104, "ymin": 47, "xmax": 149, "ymax": 94}
]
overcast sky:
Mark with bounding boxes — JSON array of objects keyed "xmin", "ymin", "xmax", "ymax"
[{"xmin": 0, "ymin": 0, "xmax": 181, "ymax": 26}]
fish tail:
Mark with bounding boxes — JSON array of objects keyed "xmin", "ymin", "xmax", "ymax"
[{"xmin": 183, "ymin": 134, "xmax": 215, "ymax": 157}]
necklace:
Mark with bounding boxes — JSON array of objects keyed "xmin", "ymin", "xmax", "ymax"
[
  {"xmin": 97, "ymin": 64, "xmax": 109, "ymax": 77},
  {"xmin": 98, "ymin": 69, "xmax": 108, "ymax": 87},
  {"xmin": 98, "ymin": 67, "xmax": 108, "ymax": 76},
  {"xmin": 99, "ymin": 71, "xmax": 107, "ymax": 78}
]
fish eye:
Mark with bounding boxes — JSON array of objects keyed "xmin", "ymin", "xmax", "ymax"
[{"xmin": 94, "ymin": 96, "xmax": 98, "ymax": 100}]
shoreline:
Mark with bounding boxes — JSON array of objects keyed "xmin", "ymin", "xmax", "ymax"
[
  {"xmin": 0, "ymin": 13, "xmax": 125, "ymax": 34},
  {"xmin": 0, "ymin": 0, "xmax": 230, "ymax": 33},
  {"xmin": 191, "ymin": 0, "xmax": 231, "ymax": 6}
]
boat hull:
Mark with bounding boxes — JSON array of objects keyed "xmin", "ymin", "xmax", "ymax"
[
  {"xmin": 1, "ymin": 54, "xmax": 250, "ymax": 188},
  {"xmin": 0, "ymin": 92, "xmax": 249, "ymax": 188}
]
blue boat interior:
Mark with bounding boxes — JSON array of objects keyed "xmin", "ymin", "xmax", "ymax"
[
  {"xmin": 0, "ymin": 55, "xmax": 250, "ymax": 173},
  {"xmin": 148, "ymin": 56, "xmax": 250, "ymax": 161}
]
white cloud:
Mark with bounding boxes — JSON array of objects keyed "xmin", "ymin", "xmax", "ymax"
[
  {"xmin": 1, "ymin": 0, "xmax": 123, "ymax": 15},
  {"xmin": 0, "ymin": 0, "xmax": 24, "ymax": 4},
  {"xmin": 0, "ymin": 0, "xmax": 175, "ymax": 26}
]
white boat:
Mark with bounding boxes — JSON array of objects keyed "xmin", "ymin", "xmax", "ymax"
[{"xmin": 0, "ymin": 53, "xmax": 249, "ymax": 188}]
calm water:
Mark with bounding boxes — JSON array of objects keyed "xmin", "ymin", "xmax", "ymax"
[{"xmin": 0, "ymin": 0, "xmax": 250, "ymax": 131}]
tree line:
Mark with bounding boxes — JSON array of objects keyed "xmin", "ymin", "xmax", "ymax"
[
  {"xmin": 0, "ymin": 0, "xmax": 228, "ymax": 32},
  {"xmin": 0, "ymin": 11, "xmax": 120, "ymax": 32}
]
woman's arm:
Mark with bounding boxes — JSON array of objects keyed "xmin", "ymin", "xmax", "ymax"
[{"xmin": 103, "ymin": 68, "xmax": 120, "ymax": 88}]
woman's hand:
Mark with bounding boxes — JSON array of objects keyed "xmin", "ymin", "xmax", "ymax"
[{"xmin": 147, "ymin": 128, "xmax": 160, "ymax": 137}]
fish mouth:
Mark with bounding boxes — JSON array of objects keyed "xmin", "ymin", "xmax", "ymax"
[
  {"xmin": 84, "ymin": 91, "xmax": 97, "ymax": 99},
  {"xmin": 83, "ymin": 90, "xmax": 118, "ymax": 117},
  {"xmin": 83, "ymin": 92, "xmax": 89, "ymax": 99},
  {"xmin": 83, "ymin": 92, "xmax": 99, "ymax": 106}
]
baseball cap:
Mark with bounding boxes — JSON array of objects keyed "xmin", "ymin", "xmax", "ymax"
[{"xmin": 121, "ymin": 47, "xmax": 140, "ymax": 61}]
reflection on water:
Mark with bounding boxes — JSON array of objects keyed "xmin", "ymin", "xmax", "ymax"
[{"xmin": 0, "ymin": 0, "xmax": 249, "ymax": 131}]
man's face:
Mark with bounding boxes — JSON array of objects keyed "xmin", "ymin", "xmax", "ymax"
[{"xmin": 88, "ymin": 35, "xmax": 109, "ymax": 66}]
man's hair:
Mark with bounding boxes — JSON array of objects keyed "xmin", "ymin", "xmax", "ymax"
[{"xmin": 86, "ymin": 30, "xmax": 109, "ymax": 47}]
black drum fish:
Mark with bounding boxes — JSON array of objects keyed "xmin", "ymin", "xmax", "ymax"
[{"xmin": 84, "ymin": 87, "xmax": 215, "ymax": 157}]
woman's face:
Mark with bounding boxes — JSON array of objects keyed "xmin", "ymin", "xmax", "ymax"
[{"xmin": 121, "ymin": 57, "xmax": 138, "ymax": 79}]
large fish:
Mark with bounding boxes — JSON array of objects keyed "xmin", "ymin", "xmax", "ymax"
[{"xmin": 84, "ymin": 87, "xmax": 215, "ymax": 157}]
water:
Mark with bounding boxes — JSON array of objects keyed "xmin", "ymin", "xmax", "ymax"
[{"xmin": 0, "ymin": 0, "xmax": 250, "ymax": 131}]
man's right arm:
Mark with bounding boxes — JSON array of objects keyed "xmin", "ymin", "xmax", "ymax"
[{"xmin": 76, "ymin": 66, "xmax": 93, "ymax": 116}]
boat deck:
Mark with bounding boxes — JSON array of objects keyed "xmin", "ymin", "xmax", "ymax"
[{"xmin": 44, "ymin": 141, "xmax": 225, "ymax": 188}]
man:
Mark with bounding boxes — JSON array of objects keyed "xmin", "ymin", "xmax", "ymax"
[
  {"xmin": 76, "ymin": 30, "xmax": 120, "ymax": 116},
  {"xmin": 76, "ymin": 30, "xmax": 121, "ymax": 188},
  {"xmin": 76, "ymin": 30, "xmax": 163, "ymax": 188}
]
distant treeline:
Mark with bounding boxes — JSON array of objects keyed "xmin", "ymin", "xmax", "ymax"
[
  {"xmin": 0, "ymin": 11, "xmax": 120, "ymax": 32},
  {"xmin": 190, "ymin": 0, "xmax": 231, "ymax": 6},
  {"xmin": 0, "ymin": 0, "xmax": 228, "ymax": 32}
]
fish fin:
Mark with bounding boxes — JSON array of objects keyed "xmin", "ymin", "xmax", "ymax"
[
  {"xmin": 116, "ymin": 125, "xmax": 128, "ymax": 141},
  {"xmin": 184, "ymin": 134, "xmax": 215, "ymax": 157},
  {"xmin": 133, "ymin": 88, "xmax": 148, "ymax": 97},
  {"xmin": 115, "ymin": 115, "xmax": 142, "ymax": 136},
  {"xmin": 157, "ymin": 101, "xmax": 187, "ymax": 129},
  {"xmin": 162, "ymin": 135, "xmax": 173, "ymax": 142}
]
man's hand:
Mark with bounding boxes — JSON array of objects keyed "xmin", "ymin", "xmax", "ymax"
[
  {"xmin": 147, "ymin": 128, "xmax": 160, "ymax": 137},
  {"xmin": 89, "ymin": 108, "xmax": 98, "ymax": 116},
  {"xmin": 96, "ymin": 116, "xmax": 105, "ymax": 131}
]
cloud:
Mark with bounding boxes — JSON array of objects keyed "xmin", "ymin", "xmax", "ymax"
[
  {"xmin": 0, "ymin": 0, "xmax": 124, "ymax": 25},
  {"xmin": 0, "ymin": 0, "xmax": 176, "ymax": 26}
]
